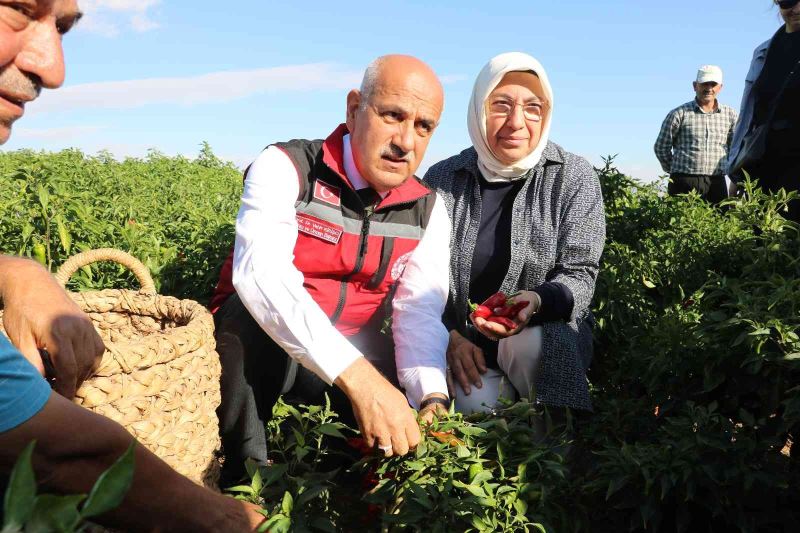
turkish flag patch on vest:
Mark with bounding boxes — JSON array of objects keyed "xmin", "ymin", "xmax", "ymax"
[{"xmin": 313, "ymin": 180, "xmax": 341, "ymax": 206}]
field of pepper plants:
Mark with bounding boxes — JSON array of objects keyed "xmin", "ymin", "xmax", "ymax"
[{"xmin": 1, "ymin": 146, "xmax": 799, "ymax": 532}]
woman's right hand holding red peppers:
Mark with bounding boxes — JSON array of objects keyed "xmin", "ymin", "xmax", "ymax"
[{"xmin": 469, "ymin": 290, "xmax": 541, "ymax": 340}]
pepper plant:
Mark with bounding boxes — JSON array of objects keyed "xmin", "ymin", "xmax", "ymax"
[{"xmin": 2, "ymin": 441, "xmax": 135, "ymax": 533}]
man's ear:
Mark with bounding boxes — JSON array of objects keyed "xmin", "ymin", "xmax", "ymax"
[
  {"xmin": 692, "ymin": 81, "xmax": 698, "ymax": 91},
  {"xmin": 346, "ymin": 90, "xmax": 362, "ymax": 131}
]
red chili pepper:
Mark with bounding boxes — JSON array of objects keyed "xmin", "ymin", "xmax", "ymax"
[
  {"xmin": 487, "ymin": 316, "xmax": 517, "ymax": 330},
  {"xmin": 347, "ymin": 437, "xmax": 372, "ymax": 456},
  {"xmin": 481, "ymin": 291, "xmax": 508, "ymax": 309},
  {"xmin": 504, "ymin": 300, "xmax": 530, "ymax": 318},
  {"xmin": 491, "ymin": 300, "xmax": 529, "ymax": 318},
  {"xmin": 471, "ymin": 304, "xmax": 492, "ymax": 319}
]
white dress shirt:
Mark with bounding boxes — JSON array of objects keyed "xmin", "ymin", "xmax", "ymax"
[{"xmin": 231, "ymin": 134, "xmax": 450, "ymax": 408}]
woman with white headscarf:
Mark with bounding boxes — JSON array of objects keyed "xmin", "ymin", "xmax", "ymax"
[{"xmin": 424, "ymin": 52, "xmax": 606, "ymax": 414}]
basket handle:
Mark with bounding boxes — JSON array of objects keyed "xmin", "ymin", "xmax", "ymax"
[{"xmin": 54, "ymin": 248, "xmax": 156, "ymax": 294}]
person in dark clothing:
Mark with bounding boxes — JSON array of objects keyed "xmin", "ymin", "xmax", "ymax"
[
  {"xmin": 424, "ymin": 52, "xmax": 605, "ymax": 415},
  {"xmin": 729, "ymin": 0, "xmax": 800, "ymax": 221}
]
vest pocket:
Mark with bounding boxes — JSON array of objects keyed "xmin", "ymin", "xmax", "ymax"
[{"xmin": 366, "ymin": 237, "xmax": 395, "ymax": 290}]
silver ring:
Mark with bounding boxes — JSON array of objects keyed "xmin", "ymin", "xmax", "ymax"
[{"xmin": 378, "ymin": 444, "xmax": 392, "ymax": 454}]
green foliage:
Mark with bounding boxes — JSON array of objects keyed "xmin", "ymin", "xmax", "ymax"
[
  {"xmin": 238, "ymin": 163, "xmax": 799, "ymax": 532},
  {"xmin": 1, "ymin": 441, "xmax": 135, "ymax": 533},
  {"xmin": 0, "ymin": 147, "xmax": 242, "ymax": 303},
  {"xmin": 228, "ymin": 398, "xmax": 566, "ymax": 532},
  {"xmin": 226, "ymin": 396, "xmax": 351, "ymax": 533},
  {"xmin": 3, "ymin": 442, "xmax": 37, "ymax": 531},
  {"xmin": 358, "ymin": 401, "xmax": 566, "ymax": 533},
  {"xmin": 583, "ymin": 160, "xmax": 800, "ymax": 532},
  {"xmin": 3, "ymin": 148, "xmax": 799, "ymax": 531}
]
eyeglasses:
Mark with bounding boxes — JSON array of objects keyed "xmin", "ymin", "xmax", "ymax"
[
  {"xmin": 486, "ymin": 99, "xmax": 547, "ymax": 122},
  {"xmin": 776, "ymin": 0, "xmax": 799, "ymax": 9}
]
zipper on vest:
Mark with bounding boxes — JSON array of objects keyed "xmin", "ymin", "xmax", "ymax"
[
  {"xmin": 366, "ymin": 236, "xmax": 394, "ymax": 290},
  {"xmin": 330, "ymin": 205, "xmax": 374, "ymax": 325}
]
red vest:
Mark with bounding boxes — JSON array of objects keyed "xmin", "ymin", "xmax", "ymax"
[{"xmin": 211, "ymin": 125, "xmax": 436, "ymax": 340}]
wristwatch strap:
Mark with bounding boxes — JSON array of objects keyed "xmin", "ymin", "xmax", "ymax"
[{"xmin": 419, "ymin": 396, "xmax": 451, "ymax": 410}]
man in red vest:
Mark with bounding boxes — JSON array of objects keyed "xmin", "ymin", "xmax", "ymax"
[{"xmin": 212, "ymin": 55, "xmax": 451, "ymax": 483}]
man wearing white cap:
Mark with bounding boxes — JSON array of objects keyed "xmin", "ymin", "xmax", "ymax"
[{"xmin": 654, "ymin": 65, "xmax": 738, "ymax": 202}]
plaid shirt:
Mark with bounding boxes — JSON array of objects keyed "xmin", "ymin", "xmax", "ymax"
[{"xmin": 654, "ymin": 99, "xmax": 738, "ymax": 176}]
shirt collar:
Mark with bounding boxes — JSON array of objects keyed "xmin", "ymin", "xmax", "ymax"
[
  {"xmin": 322, "ymin": 124, "xmax": 430, "ymax": 206},
  {"xmin": 343, "ymin": 134, "xmax": 387, "ymax": 198},
  {"xmin": 692, "ymin": 98, "xmax": 720, "ymax": 114}
]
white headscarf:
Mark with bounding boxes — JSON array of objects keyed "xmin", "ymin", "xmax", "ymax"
[{"xmin": 467, "ymin": 52, "xmax": 554, "ymax": 182}]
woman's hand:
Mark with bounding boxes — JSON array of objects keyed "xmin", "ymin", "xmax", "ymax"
[
  {"xmin": 447, "ymin": 330, "xmax": 487, "ymax": 396},
  {"xmin": 418, "ymin": 393, "xmax": 450, "ymax": 425},
  {"xmin": 471, "ymin": 290, "xmax": 541, "ymax": 340}
]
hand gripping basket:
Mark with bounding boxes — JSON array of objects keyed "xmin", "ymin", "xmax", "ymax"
[{"xmin": 10, "ymin": 249, "xmax": 222, "ymax": 486}]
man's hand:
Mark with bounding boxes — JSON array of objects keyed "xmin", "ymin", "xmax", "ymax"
[
  {"xmin": 447, "ymin": 330, "xmax": 487, "ymax": 396},
  {"xmin": 334, "ymin": 357, "xmax": 420, "ymax": 458},
  {"xmin": 240, "ymin": 501, "xmax": 267, "ymax": 531},
  {"xmin": 418, "ymin": 392, "xmax": 449, "ymax": 425},
  {"xmin": 472, "ymin": 290, "xmax": 541, "ymax": 341},
  {"xmin": 0, "ymin": 256, "xmax": 105, "ymax": 399}
]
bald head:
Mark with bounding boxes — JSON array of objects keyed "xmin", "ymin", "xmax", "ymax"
[
  {"xmin": 359, "ymin": 55, "xmax": 444, "ymax": 112},
  {"xmin": 346, "ymin": 55, "xmax": 444, "ymax": 193}
]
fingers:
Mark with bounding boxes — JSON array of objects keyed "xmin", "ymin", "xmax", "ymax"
[
  {"xmin": 473, "ymin": 317, "xmax": 499, "ymax": 339},
  {"xmin": 404, "ymin": 413, "xmax": 420, "ymax": 450},
  {"xmin": 49, "ymin": 317, "xmax": 96, "ymax": 396},
  {"xmin": 75, "ymin": 322, "xmax": 105, "ymax": 385},
  {"xmin": 472, "ymin": 345, "xmax": 487, "ymax": 374},
  {"xmin": 94, "ymin": 333, "xmax": 106, "ymax": 361},
  {"xmin": 387, "ymin": 408, "xmax": 417, "ymax": 456},
  {"xmin": 474, "ymin": 317, "xmax": 515, "ymax": 339},
  {"xmin": 446, "ymin": 368, "xmax": 456, "ymax": 399},
  {"xmin": 50, "ymin": 338, "xmax": 78, "ymax": 399},
  {"xmin": 448, "ymin": 336, "xmax": 486, "ymax": 394},
  {"xmin": 376, "ymin": 437, "xmax": 395, "ymax": 458},
  {"xmin": 418, "ymin": 409, "xmax": 435, "ymax": 426},
  {"xmin": 346, "ymin": 382, "xmax": 416, "ymax": 457},
  {"xmin": 16, "ymin": 334, "xmax": 46, "ymax": 376},
  {"xmin": 450, "ymin": 355, "xmax": 472, "ymax": 395},
  {"xmin": 419, "ymin": 403, "xmax": 448, "ymax": 427},
  {"xmin": 353, "ymin": 411, "xmax": 372, "ymax": 448},
  {"xmin": 378, "ymin": 422, "xmax": 413, "ymax": 458},
  {"xmin": 458, "ymin": 348, "xmax": 483, "ymax": 390},
  {"xmin": 241, "ymin": 501, "xmax": 267, "ymax": 530}
]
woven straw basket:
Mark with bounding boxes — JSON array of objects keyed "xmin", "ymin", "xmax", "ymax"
[{"xmin": 2, "ymin": 248, "xmax": 222, "ymax": 486}]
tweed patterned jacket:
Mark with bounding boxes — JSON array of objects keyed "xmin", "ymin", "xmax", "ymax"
[{"xmin": 423, "ymin": 142, "xmax": 606, "ymax": 411}]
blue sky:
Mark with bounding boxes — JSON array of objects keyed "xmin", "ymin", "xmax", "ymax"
[{"xmin": 3, "ymin": 0, "xmax": 783, "ymax": 181}]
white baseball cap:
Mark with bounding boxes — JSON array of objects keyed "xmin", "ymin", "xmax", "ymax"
[{"xmin": 696, "ymin": 65, "xmax": 723, "ymax": 84}]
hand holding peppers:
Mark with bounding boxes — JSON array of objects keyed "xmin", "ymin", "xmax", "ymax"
[{"xmin": 469, "ymin": 290, "xmax": 541, "ymax": 339}]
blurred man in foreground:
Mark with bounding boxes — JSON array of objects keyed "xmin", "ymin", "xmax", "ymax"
[{"xmin": 0, "ymin": 2, "xmax": 264, "ymax": 530}]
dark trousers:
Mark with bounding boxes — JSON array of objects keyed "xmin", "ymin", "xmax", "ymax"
[
  {"xmin": 748, "ymin": 156, "xmax": 800, "ymax": 223},
  {"xmin": 215, "ymin": 294, "xmax": 354, "ymax": 485},
  {"xmin": 668, "ymin": 173, "xmax": 728, "ymax": 203},
  {"xmin": 214, "ymin": 293, "xmax": 396, "ymax": 485}
]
